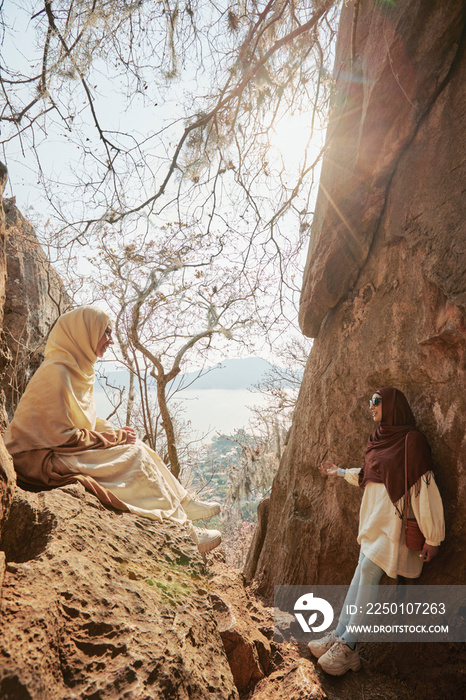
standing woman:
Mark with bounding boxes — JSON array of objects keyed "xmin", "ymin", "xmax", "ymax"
[
  {"xmin": 309, "ymin": 387, "xmax": 445, "ymax": 676},
  {"xmin": 4, "ymin": 306, "xmax": 222, "ymax": 553}
]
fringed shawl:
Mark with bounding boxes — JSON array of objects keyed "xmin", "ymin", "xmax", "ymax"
[
  {"xmin": 358, "ymin": 387, "xmax": 433, "ymax": 516},
  {"xmin": 4, "ymin": 305, "xmax": 109, "ymax": 453},
  {"xmin": 3, "ymin": 306, "xmax": 131, "ymax": 511}
]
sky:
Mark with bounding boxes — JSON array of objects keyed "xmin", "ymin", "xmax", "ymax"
[{"xmin": 2, "ymin": 2, "xmax": 326, "ymax": 214}]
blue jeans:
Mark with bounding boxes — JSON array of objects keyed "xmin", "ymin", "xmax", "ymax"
[{"xmin": 336, "ymin": 550, "xmax": 384, "ymax": 646}]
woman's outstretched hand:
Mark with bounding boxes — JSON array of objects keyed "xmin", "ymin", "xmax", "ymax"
[
  {"xmin": 123, "ymin": 427, "xmax": 137, "ymax": 445},
  {"xmin": 319, "ymin": 461, "xmax": 339, "ymax": 477},
  {"xmin": 419, "ymin": 543, "xmax": 439, "ymax": 562}
]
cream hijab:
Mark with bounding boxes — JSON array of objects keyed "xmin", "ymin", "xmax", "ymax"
[{"xmin": 4, "ymin": 305, "xmax": 109, "ymax": 454}]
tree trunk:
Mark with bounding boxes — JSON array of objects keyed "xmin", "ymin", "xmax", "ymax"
[
  {"xmin": 156, "ymin": 376, "xmax": 181, "ymax": 479},
  {"xmin": 126, "ymin": 368, "xmax": 135, "ymax": 427}
]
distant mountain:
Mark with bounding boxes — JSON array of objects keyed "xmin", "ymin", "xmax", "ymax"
[
  {"xmin": 96, "ymin": 357, "xmax": 289, "ymax": 392},
  {"xmin": 173, "ymin": 357, "xmax": 274, "ymax": 390}
]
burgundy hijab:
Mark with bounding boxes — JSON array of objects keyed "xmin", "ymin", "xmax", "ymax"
[{"xmin": 358, "ymin": 387, "xmax": 433, "ymax": 513}]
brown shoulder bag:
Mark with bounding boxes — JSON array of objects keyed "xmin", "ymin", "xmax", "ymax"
[{"xmin": 404, "ymin": 433, "xmax": 426, "ymax": 551}]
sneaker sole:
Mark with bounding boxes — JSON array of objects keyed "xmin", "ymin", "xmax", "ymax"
[
  {"xmin": 318, "ymin": 657, "xmax": 361, "ymax": 675},
  {"xmin": 189, "ymin": 504, "xmax": 221, "ymax": 521},
  {"xmin": 197, "ymin": 534, "xmax": 222, "ymax": 553},
  {"xmin": 308, "ymin": 642, "xmax": 334, "ymax": 659}
]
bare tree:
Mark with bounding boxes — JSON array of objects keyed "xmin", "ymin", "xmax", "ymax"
[
  {"xmin": 90, "ymin": 223, "xmax": 261, "ymax": 477},
  {"xmin": 1, "ymin": 0, "xmax": 339, "ymax": 327}
]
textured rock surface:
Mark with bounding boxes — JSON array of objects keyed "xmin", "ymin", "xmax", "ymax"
[
  {"xmin": 0, "ymin": 484, "xmax": 239, "ymax": 699},
  {"xmin": 251, "ymin": 659, "xmax": 324, "ymax": 700},
  {"xmin": 209, "ymin": 566, "xmax": 271, "ymax": 692},
  {"xmin": 245, "ymin": 0, "xmax": 465, "ymax": 695},
  {"xmin": 0, "ymin": 199, "xmax": 69, "ymax": 421},
  {"xmin": 0, "ymin": 438, "xmax": 14, "ymax": 543},
  {"xmin": 0, "ymin": 165, "xmax": 16, "ymax": 542},
  {"xmin": 299, "ymin": 0, "xmax": 466, "ymax": 338}
]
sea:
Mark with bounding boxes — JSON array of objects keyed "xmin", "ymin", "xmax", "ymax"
[{"xmin": 94, "ymin": 387, "xmax": 267, "ymax": 443}]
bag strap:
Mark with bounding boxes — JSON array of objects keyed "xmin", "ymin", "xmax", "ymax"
[{"xmin": 404, "ymin": 433, "xmax": 409, "ymax": 532}]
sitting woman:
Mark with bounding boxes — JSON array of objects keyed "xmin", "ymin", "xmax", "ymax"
[
  {"xmin": 4, "ymin": 305, "xmax": 221, "ymax": 553},
  {"xmin": 311, "ymin": 387, "xmax": 445, "ymax": 676}
]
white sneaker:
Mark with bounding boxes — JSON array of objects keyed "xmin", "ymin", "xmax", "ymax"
[
  {"xmin": 317, "ymin": 641, "xmax": 361, "ymax": 676},
  {"xmin": 193, "ymin": 526, "xmax": 222, "ymax": 553},
  {"xmin": 183, "ymin": 496, "xmax": 221, "ymax": 521},
  {"xmin": 307, "ymin": 629, "xmax": 341, "ymax": 659}
]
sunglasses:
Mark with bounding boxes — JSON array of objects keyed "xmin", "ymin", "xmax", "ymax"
[{"xmin": 369, "ymin": 394, "xmax": 382, "ymax": 407}]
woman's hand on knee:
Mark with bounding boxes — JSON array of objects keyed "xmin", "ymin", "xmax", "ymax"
[
  {"xmin": 123, "ymin": 426, "xmax": 137, "ymax": 445},
  {"xmin": 319, "ymin": 461, "xmax": 338, "ymax": 477},
  {"xmin": 419, "ymin": 543, "xmax": 439, "ymax": 562}
]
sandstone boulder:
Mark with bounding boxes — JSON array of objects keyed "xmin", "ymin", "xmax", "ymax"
[{"xmin": 0, "ymin": 484, "xmax": 239, "ymax": 699}]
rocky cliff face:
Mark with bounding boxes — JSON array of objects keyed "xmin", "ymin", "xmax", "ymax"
[
  {"xmin": 247, "ymin": 0, "xmax": 466, "ymax": 597},
  {"xmin": 0, "ymin": 199, "xmax": 69, "ymax": 423},
  {"xmin": 245, "ymin": 0, "xmax": 465, "ymax": 693},
  {"xmin": 0, "ymin": 165, "xmax": 67, "ymax": 561},
  {"xmin": 245, "ymin": 0, "xmax": 466, "ymax": 697},
  {"xmin": 0, "ymin": 166, "xmax": 16, "ymax": 555}
]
